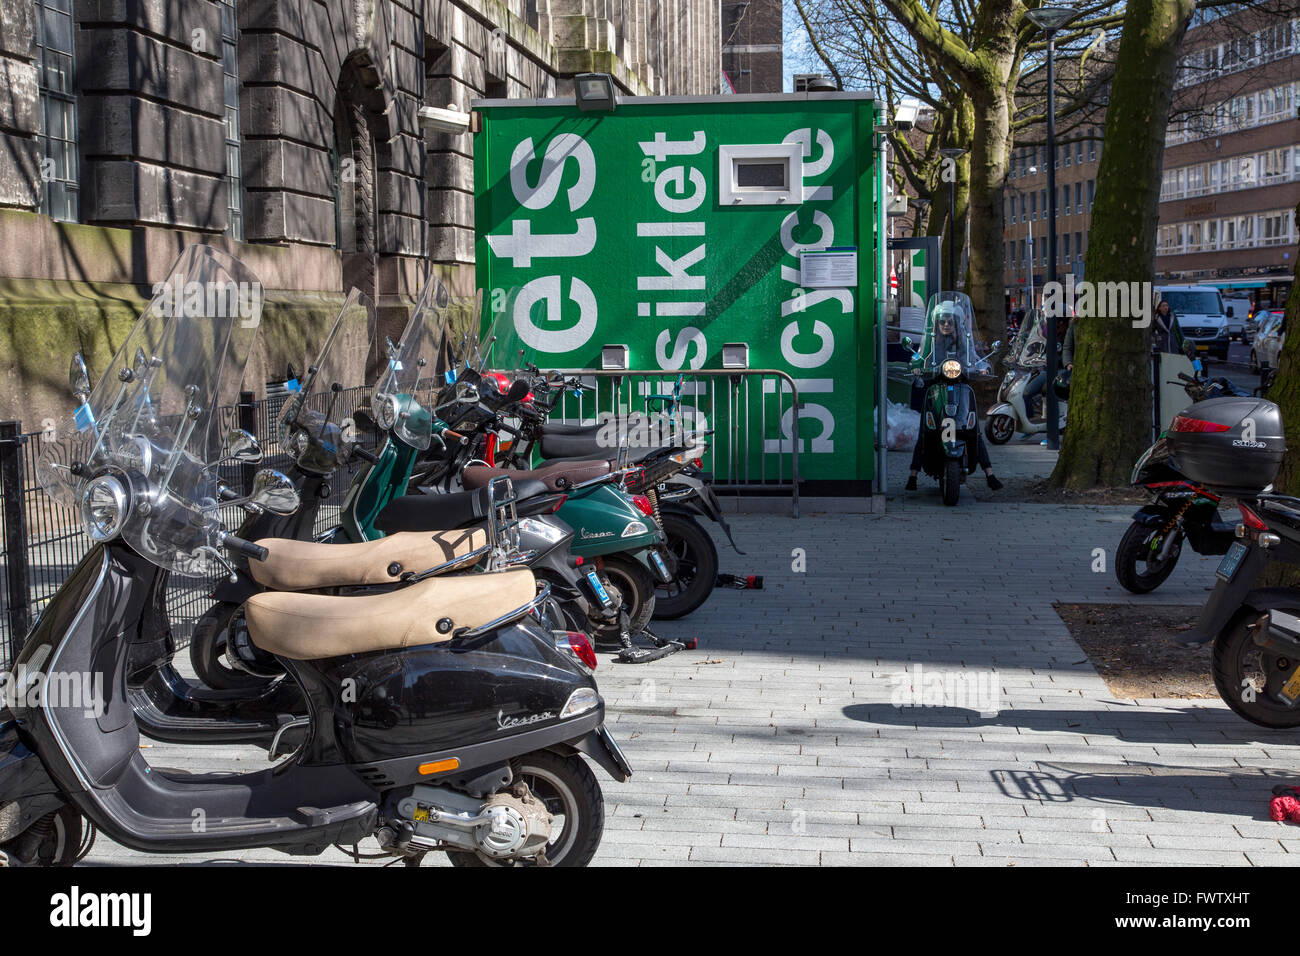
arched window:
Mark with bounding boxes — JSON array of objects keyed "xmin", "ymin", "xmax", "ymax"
[
  {"xmin": 332, "ymin": 67, "xmax": 377, "ymax": 255},
  {"xmin": 219, "ymin": 0, "xmax": 244, "ymax": 240},
  {"xmin": 35, "ymin": 0, "xmax": 78, "ymax": 222}
]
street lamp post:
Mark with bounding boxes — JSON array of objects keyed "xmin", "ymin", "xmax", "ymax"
[
  {"xmin": 1025, "ymin": 5, "xmax": 1080, "ymax": 450},
  {"xmin": 939, "ymin": 147, "xmax": 966, "ymax": 291},
  {"xmin": 911, "ymin": 197, "xmax": 930, "ymax": 238}
]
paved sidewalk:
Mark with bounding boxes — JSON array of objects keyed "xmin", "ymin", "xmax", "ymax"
[{"xmin": 84, "ymin": 446, "xmax": 1300, "ymax": 867}]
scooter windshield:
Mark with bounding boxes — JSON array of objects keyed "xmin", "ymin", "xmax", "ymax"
[
  {"xmin": 278, "ymin": 288, "xmax": 374, "ymax": 469},
  {"xmin": 1011, "ymin": 309, "xmax": 1048, "ymax": 368},
  {"xmin": 920, "ymin": 291, "xmax": 990, "ymax": 375},
  {"xmin": 371, "ymin": 277, "xmax": 449, "ymax": 450},
  {"xmin": 37, "ymin": 245, "xmax": 263, "ymax": 573}
]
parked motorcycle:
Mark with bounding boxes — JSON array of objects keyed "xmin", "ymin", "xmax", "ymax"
[
  {"xmin": 186, "ymin": 280, "xmax": 620, "ymax": 701},
  {"xmin": 903, "ymin": 292, "xmax": 996, "ymax": 506},
  {"xmin": 985, "ymin": 309, "xmax": 1067, "ymax": 445},
  {"xmin": 1162, "ymin": 395, "xmax": 1299, "ymax": 728},
  {"xmin": 2, "ymin": 246, "xmax": 629, "ymax": 867},
  {"xmin": 1115, "ymin": 372, "xmax": 1249, "ymax": 593}
]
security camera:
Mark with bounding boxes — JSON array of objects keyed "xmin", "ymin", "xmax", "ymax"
[
  {"xmin": 418, "ymin": 105, "xmax": 471, "ymax": 134},
  {"xmin": 894, "ymin": 99, "xmax": 921, "ymax": 131}
]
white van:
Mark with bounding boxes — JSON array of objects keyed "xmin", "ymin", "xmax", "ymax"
[
  {"xmin": 1221, "ymin": 296, "xmax": 1251, "ymax": 341},
  {"xmin": 1155, "ymin": 285, "xmax": 1230, "ymax": 360}
]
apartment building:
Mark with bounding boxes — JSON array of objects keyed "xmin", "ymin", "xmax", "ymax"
[
  {"xmin": 1002, "ymin": 129, "xmax": 1102, "ymax": 309},
  {"xmin": 1001, "ymin": 4, "xmax": 1297, "ymax": 312},
  {"xmin": 721, "ymin": 0, "xmax": 782, "ymax": 92},
  {"xmin": 1157, "ymin": 6, "xmax": 1299, "ymax": 309}
]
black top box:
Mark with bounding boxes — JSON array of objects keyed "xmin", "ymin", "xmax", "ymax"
[{"xmin": 1165, "ymin": 396, "xmax": 1285, "ymax": 496}]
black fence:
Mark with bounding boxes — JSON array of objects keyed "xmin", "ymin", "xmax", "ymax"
[{"xmin": 0, "ymin": 385, "xmax": 374, "ymax": 672}]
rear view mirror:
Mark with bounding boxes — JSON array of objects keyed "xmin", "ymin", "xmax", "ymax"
[
  {"xmin": 1226, "ymin": 306, "xmax": 1234, "ymax": 318},
  {"xmin": 244, "ymin": 469, "xmax": 299, "ymax": 516},
  {"xmin": 901, "ymin": 335, "xmax": 914, "ymax": 350},
  {"xmin": 224, "ymin": 429, "xmax": 263, "ymax": 464},
  {"xmin": 508, "ymin": 379, "xmax": 530, "ymax": 402}
]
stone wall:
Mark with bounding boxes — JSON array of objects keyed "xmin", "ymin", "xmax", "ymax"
[{"xmin": 0, "ymin": 0, "xmax": 719, "ymax": 421}]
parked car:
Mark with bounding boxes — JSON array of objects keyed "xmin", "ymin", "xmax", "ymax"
[
  {"xmin": 1250, "ymin": 310, "xmax": 1287, "ymax": 373},
  {"xmin": 1156, "ymin": 285, "xmax": 1230, "ymax": 360},
  {"xmin": 1222, "ymin": 296, "xmax": 1252, "ymax": 341}
]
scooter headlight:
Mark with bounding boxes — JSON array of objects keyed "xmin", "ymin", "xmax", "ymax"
[
  {"xmin": 942, "ymin": 360, "xmax": 962, "ymax": 380},
  {"xmin": 79, "ymin": 474, "xmax": 127, "ymax": 542},
  {"xmin": 621, "ymin": 520, "xmax": 648, "ymax": 538},
  {"xmin": 376, "ymin": 394, "xmax": 400, "ymax": 430},
  {"xmin": 560, "ymin": 687, "xmax": 600, "ymax": 719}
]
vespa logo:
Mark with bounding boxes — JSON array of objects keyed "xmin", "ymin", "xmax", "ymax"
[
  {"xmin": 579, "ymin": 527, "xmax": 614, "ymax": 540},
  {"xmin": 497, "ymin": 708, "xmax": 555, "ymax": 731},
  {"xmin": 1232, "ymin": 439, "xmax": 1266, "ymax": 449}
]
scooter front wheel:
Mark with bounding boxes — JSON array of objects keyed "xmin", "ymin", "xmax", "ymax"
[
  {"xmin": 0, "ymin": 805, "xmax": 82, "ymax": 866},
  {"xmin": 1115, "ymin": 521, "xmax": 1182, "ymax": 594},
  {"xmin": 1212, "ymin": 608, "xmax": 1300, "ymax": 729},
  {"xmin": 652, "ymin": 513, "xmax": 719, "ymax": 620},
  {"xmin": 941, "ymin": 459, "xmax": 961, "ymax": 506},
  {"xmin": 985, "ymin": 414, "xmax": 1015, "ymax": 445},
  {"xmin": 446, "ymin": 751, "xmax": 605, "ymax": 867},
  {"xmin": 190, "ymin": 601, "xmax": 279, "ymax": 691}
]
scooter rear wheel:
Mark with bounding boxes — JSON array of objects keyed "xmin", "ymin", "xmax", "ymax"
[
  {"xmin": 599, "ymin": 555, "xmax": 656, "ymax": 635},
  {"xmin": 446, "ymin": 752, "xmax": 605, "ymax": 867},
  {"xmin": 985, "ymin": 414, "xmax": 1015, "ymax": 445},
  {"xmin": 1212, "ymin": 607, "xmax": 1300, "ymax": 729},
  {"xmin": 652, "ymin": 513, "xmax": 719, "ymax": 620}
]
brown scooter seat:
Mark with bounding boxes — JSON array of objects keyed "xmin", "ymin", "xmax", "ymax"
[
  {"xmin": 462, "ymin": 458, "xmax": 611, "ymax": 492},
  {"xmin": 248, "ymin": 529, "xmax": 488, "ymax": 592},
  {"xmin": 244, "ymin": 569, "xmax": 536, "ymax": 660}
]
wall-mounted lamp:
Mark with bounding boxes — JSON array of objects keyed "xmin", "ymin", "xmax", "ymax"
[
  {"xmin": 575, "ymin": 73, "xmax": 618, "ymax": 112},
  {"xmin": 601, "ymin": 344, "xmax": 629, "ymax": 370},
  {"xmin": 418, "ymin": 105, "xmax": 472, "ymax": 134},
  {"xmin": 721, "ymin": 343, "xmax": 750, "ymax": 369}
]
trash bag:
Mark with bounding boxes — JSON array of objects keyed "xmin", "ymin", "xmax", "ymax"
[{"xmin": 886, "ymin": 401, "xmax": 921, "ymax": 451}]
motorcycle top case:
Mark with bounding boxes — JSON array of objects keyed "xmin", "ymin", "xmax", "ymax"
[{"xmin": 1165, "ymin": 396, "xmax": 1285, "ymax": 495}]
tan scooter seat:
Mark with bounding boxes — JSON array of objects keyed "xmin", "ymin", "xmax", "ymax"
[
  {"xmin": 248, "ymin": 529, "xmax": 488, "ymax": 592},
  {"xmin": 244, "ymin": 568, "xmax": 537, "ymax": 660}
]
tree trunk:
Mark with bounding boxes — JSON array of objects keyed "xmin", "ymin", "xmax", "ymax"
[
  {"xmin": 1049, "ymin": 0, "xmax": 1196, "ymax": 489},
  {"xmin": 968, "ymin": 85, "xmax": 1012, "ymax": 343},
  {"xmin": 1257, "ymin": 197, "xmax": 1300, "ymax": 585}
]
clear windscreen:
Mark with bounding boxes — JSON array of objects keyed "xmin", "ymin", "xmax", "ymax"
[
  {"xmin": 1011, "ymin": 309, "xmax": 1048, "ymax": 367},
  {"xmin": 920, "ymin": 291, "xmax": 990, "ymax": 375},
  {"xmin": 371, "ymin": 278, "xmax": 449, "ymax": 450},
  {"xmin": 278, "ymin": 288, "xmax": 374, "ymax": 469},
  {"xmin": 37, "ymin": 245, "xmax": 263, "ymax": 573},
  {"xmin": 483, "ymin": 287, "xmax": 531, "ymax": 375}
]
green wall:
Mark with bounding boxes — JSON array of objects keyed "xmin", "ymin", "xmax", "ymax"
[{"xmin": 474, "ymin": 95, "xmax": 881, "ymax": 488}]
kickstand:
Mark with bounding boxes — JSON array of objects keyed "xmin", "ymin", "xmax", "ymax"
[{"xmin": 614, "ymin": 613, "xmax": 697, "ymax": 664}]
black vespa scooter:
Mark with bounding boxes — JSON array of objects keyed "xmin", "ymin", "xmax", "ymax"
[{"xmin": 0, "ymin": 246, "xmax": 629, "ymax": 867}]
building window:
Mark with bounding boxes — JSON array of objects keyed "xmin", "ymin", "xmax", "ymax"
[
  {"xmin": 1087, "ymin": 179, "xmax": 1095, "ymax": 210},
  {"xmin": 220, "ymin": 0, "xmax": 243, "ymax": 240},
  {"xmin": 35, "ymin": 0, "xmax": 78, "ymax": 222},
  {"xmin": 1074, "ymin": 182, "xmax": 1083, "ymax": 214},
  {"xmin": 1087, "ymin": 128, "xmax": 1097, "ymax": 162}
]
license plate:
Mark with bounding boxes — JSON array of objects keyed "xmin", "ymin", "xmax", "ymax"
[
  {"xmin": 1282, "ymin": 667, "xmax": 1300, "ymax": 703},
  {"xmin": 1195, "ymin": 344, "xmax": 1209, "ymax": 352},
  {"xmin": 1217, "ymin": 540, "xmax": 1248, "ymax": 581},
  {"xmin": 412, "ymin": 807, "xmax": 430, "ymax": 822},
  {"xmin": 586, "ymin": 569, "xmax": 613, "ymax": 607},
  {"xmin": 649, "ymin": 550, "xmax": 672, "ymax": 582}
]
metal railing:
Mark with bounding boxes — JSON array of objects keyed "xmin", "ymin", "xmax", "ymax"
[
  {"xmin": 544, "ymin": 368, "xmax": 801, "ymax": 517},
  {"xmin": 0, "ymin": 385, "xmax": 376, "ymax": 671}
]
